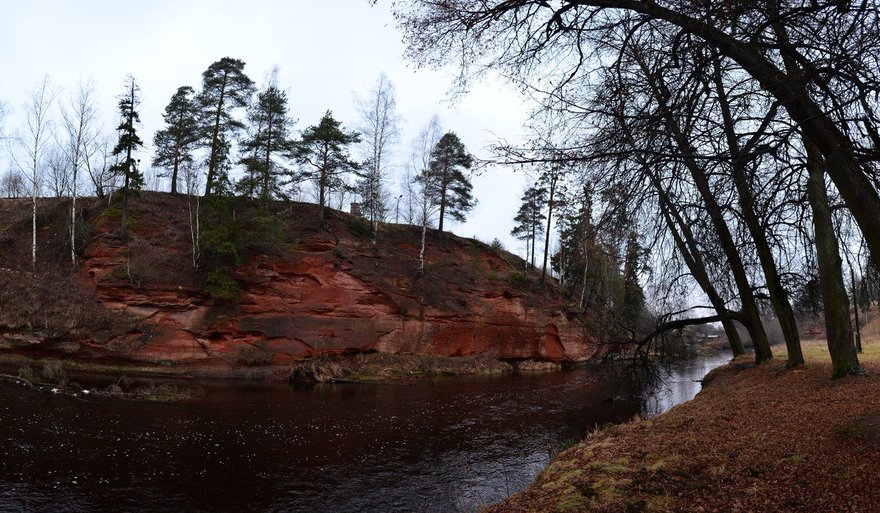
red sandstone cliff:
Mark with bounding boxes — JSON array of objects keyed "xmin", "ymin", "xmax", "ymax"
[{"xmin": 0, "ymin": 193, "xmax": 598, "ymax": 375}]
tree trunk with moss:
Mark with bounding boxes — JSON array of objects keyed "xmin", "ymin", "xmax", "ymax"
[{"xmin": 804, "ymin": 139, "xmax": 861, "ymax": 379}]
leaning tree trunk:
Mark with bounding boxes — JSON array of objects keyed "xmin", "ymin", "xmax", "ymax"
[
  {"xmin": 657, "ymin": 183, "xmax": 746, "ymax": 357},
  {"xmin": 585, "ymin": 0, "xmax": 880, "ymax": 273},
  {"xmin": 541, "ymin": 172, "xmax": 557, "ymax": 285},
  {"xmin": 632, "ymin": 51, "xmax": 770, "ymax": 362},
  {"xmin": 710, "ymin": 52, "xmax": 803, "ymax": 366},
  {"xmin": 804, "ymin": 139, "xmax": 862, "ymax": 379},
  {"xmin": 656, "ymin": 97, "xmax": 769, "ymax": 362}
]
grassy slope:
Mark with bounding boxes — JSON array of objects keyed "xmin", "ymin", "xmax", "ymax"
[{"xmin": 490, "ymin": 329, "xmax": 880, "ymax": 512}]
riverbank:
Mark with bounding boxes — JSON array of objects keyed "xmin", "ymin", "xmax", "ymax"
[
  {"xmin": 0, "ymin": 351, "xmax": 568, "ymax": 390},
  {"xmin": 490, "ymin": 337, "xmax": 880, "ymax": 512}
]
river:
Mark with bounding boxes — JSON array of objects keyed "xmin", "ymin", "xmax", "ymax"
[{"xmin": 0, "ymin": 352, "xmax": 729, "ymax": 512}]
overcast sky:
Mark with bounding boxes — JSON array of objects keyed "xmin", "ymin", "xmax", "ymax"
[{"xmin": 0, "ymin": 1, "xmax": 540, "ymax": 252}]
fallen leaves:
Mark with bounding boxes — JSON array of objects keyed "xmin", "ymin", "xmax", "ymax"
[{"xmin": 490, "ymin": 354, "xmax": 880, "ymax": 513}]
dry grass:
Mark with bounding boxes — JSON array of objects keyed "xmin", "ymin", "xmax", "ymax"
[
  {"xmin": 491, "ymin": 333, "xmax": 880, "ymax": 513},
  {"xmin": 791, "ymin": 336, "xmax": 880, "ymax": 364},
  {"xmin": 0, "ymin": 270, "xmax": 133, "ymax": 339},
  {"xmin": 289, "ymin": 353, "xmax": 513, "ymax": 384}
]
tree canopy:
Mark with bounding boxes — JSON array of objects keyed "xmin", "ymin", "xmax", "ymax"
[
  {"xmin": 292, "ymin": 110, "xmax": 361, "ymax": 223},
  {"xmin": 199, "ymin": 57, "xmax": 255, "ymax": 196},
  {"xmin": 424, "ymin": 131, "xmax": 475, "ymax": 233},
  {"xmin": 153, "ymin": 86, "xmax": 200, "ymax": 195}
]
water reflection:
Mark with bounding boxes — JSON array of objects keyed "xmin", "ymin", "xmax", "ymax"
[
  {"xmin": 641, "ymin": 352, "xmax": 732, "ymax": 417},
  {"xmin": 0, "ymin": 354, "xmax": 729, "ymax": 513}
]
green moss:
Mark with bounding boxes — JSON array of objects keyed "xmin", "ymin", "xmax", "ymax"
[
  {"xmin": 587, "ymin": 459, "xmax": 629, "ymax": 474},
  {"xmin": 554, "ymin": 486, "xmax": 588, "ymax": 512},
  {"xmin": 834, "ymin": 424, "xmax": 868, "ymax": 440}
]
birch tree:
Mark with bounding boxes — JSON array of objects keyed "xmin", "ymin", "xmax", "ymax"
[
  {"xmin": 409, "ymin": 116, "xmax": 443, "ymax": 274},
  {"xmin": 11, "ymin": 77, "xmax": 55, "ymax": 270},
  {"xmin": 356, "ymin": 73, "xmax": 401, "ymax": 235},
  {"xmin": 60, "ymin": 81, "xmax": 98, "ymax": 267}
]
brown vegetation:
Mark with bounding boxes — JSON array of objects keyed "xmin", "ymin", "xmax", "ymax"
[
  {"xmin": 0, "ymin": 269, "xmax": 133, "ymax": 340},
  {"xmin": 490, "ymin": 336, "xmax": 880, "ymax": 512},
  {"xmin": 288, "ymin": 353, "xmax": 512, "ymax": 384}
]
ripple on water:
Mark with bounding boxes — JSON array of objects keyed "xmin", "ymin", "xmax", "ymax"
[{"xmin": 0, "ymin": 355, "xmax": 728, "ymax": 512}]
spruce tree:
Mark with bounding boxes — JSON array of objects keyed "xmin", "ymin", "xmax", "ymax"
[
  {"xmin": 199, "ymin": 57, "xmax": 255, "ymax": 195},
  {"xmin": 153, "ymin": 86, "xmax": 200, "ymax": 194},
  {"xmin": 292, "ymin": 111, "xmax": 361, "ymax": 223},
  {"xmin": 109, "ymin": 75, "xmax": 144, "ymax": 241},
  {"xmin": 424, "ymin": 132, "xmax": 475, "ymax": 233},
  {"xmin": 619, "ymin": 231, "xmax": 646, "ymax": 333},
  {"xmin": 238, "ymin": 81, "xmax": 295, "ymax": 200}
]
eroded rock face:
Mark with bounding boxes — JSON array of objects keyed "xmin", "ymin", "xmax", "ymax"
[
  {"xmin": 1, "ymin": 197, "xmax": 597, "ymax": 373},
  {"xmin": 82, "ymin": 234, "xmax": 594, "ymax": 369}
]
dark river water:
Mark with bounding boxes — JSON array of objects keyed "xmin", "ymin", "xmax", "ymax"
[{"xmin": 0, "ymin": 353, "xmax": 729, "ymax": 513}]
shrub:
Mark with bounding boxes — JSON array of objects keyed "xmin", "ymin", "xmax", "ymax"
[
  {"xmin": 490, "ymin": 238, "xmax": 505, "ymax": 252},
  {"xmin": 508, "ymin": 271, "xmax": 527, "ymax": 286},
  {"xmin": 203, "ymin": 270, "xmax": 242, "ymax": 300},
  {"xmin": 236, "ymin": 344, "xmax": 274, "ymax": 366},
  {"xmin": 346, "ymin": 216, "xmax": 371, "ymax": 239}
]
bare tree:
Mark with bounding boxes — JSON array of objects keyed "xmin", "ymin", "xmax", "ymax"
[
  {"xmin": 392, "ymin": 0, "xmax": 880, "ymax": 276},
  {"xmin": 1, "ymin": 169, "xmax": 26, "ymax": 198},
  {"xmin": 10, "ymin": 76, "xmax": 55, "ymax": 270},
  {"xmin": 84, "ymin": 134, "xmax": 115, "ymax": 198},
  {"xmin": 356, "ymin": 73, "xmax": 401, "ymax": 235},
  {"xmin": 0, "ymin": 101, "xmax": 8, "ymax": 140},
  {"xmin": 59, "ymin": 81, "xmax": 98, "ymax": 268},
  {"xmin": 45, "ymin": 147, "xmax": 69, "ymax": 197}
]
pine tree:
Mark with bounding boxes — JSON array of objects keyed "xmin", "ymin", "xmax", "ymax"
[
  {"xmin": 292, "ymin": 111, "xmax": 361, "ymax": 223},
  {"xmin": 153, "ymin": 86, "xmax": 200, "ymax": 195},
  {"xmin": 238, "ymin": 80, "xmax": 295, "ymax": 200},
  {"xmin": 511, "ymin": 184, "xmax": 546, "ymax": 269},
  {"xmin": 199, "ymin": 57, "xmax": 255, "ymax": 195},
  {"xmin": 109, "ymin": 75, "xmax": 144, "ymax": 241},
  {"xmin": 424, "ymin": 132, "xmax": 475, "ymax": 233},
  {"xmin": 538, "ymin": 165, "xmax": 566, "ymax": 284}
]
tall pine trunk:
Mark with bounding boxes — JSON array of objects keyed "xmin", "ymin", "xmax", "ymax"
[
  {"xmin": 206, "ymin": 74, "xmax": 228, "ymax": 196},
  {"xmin": 541, "ymin": 173, "xmax": 557, "ymax": 285}
]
